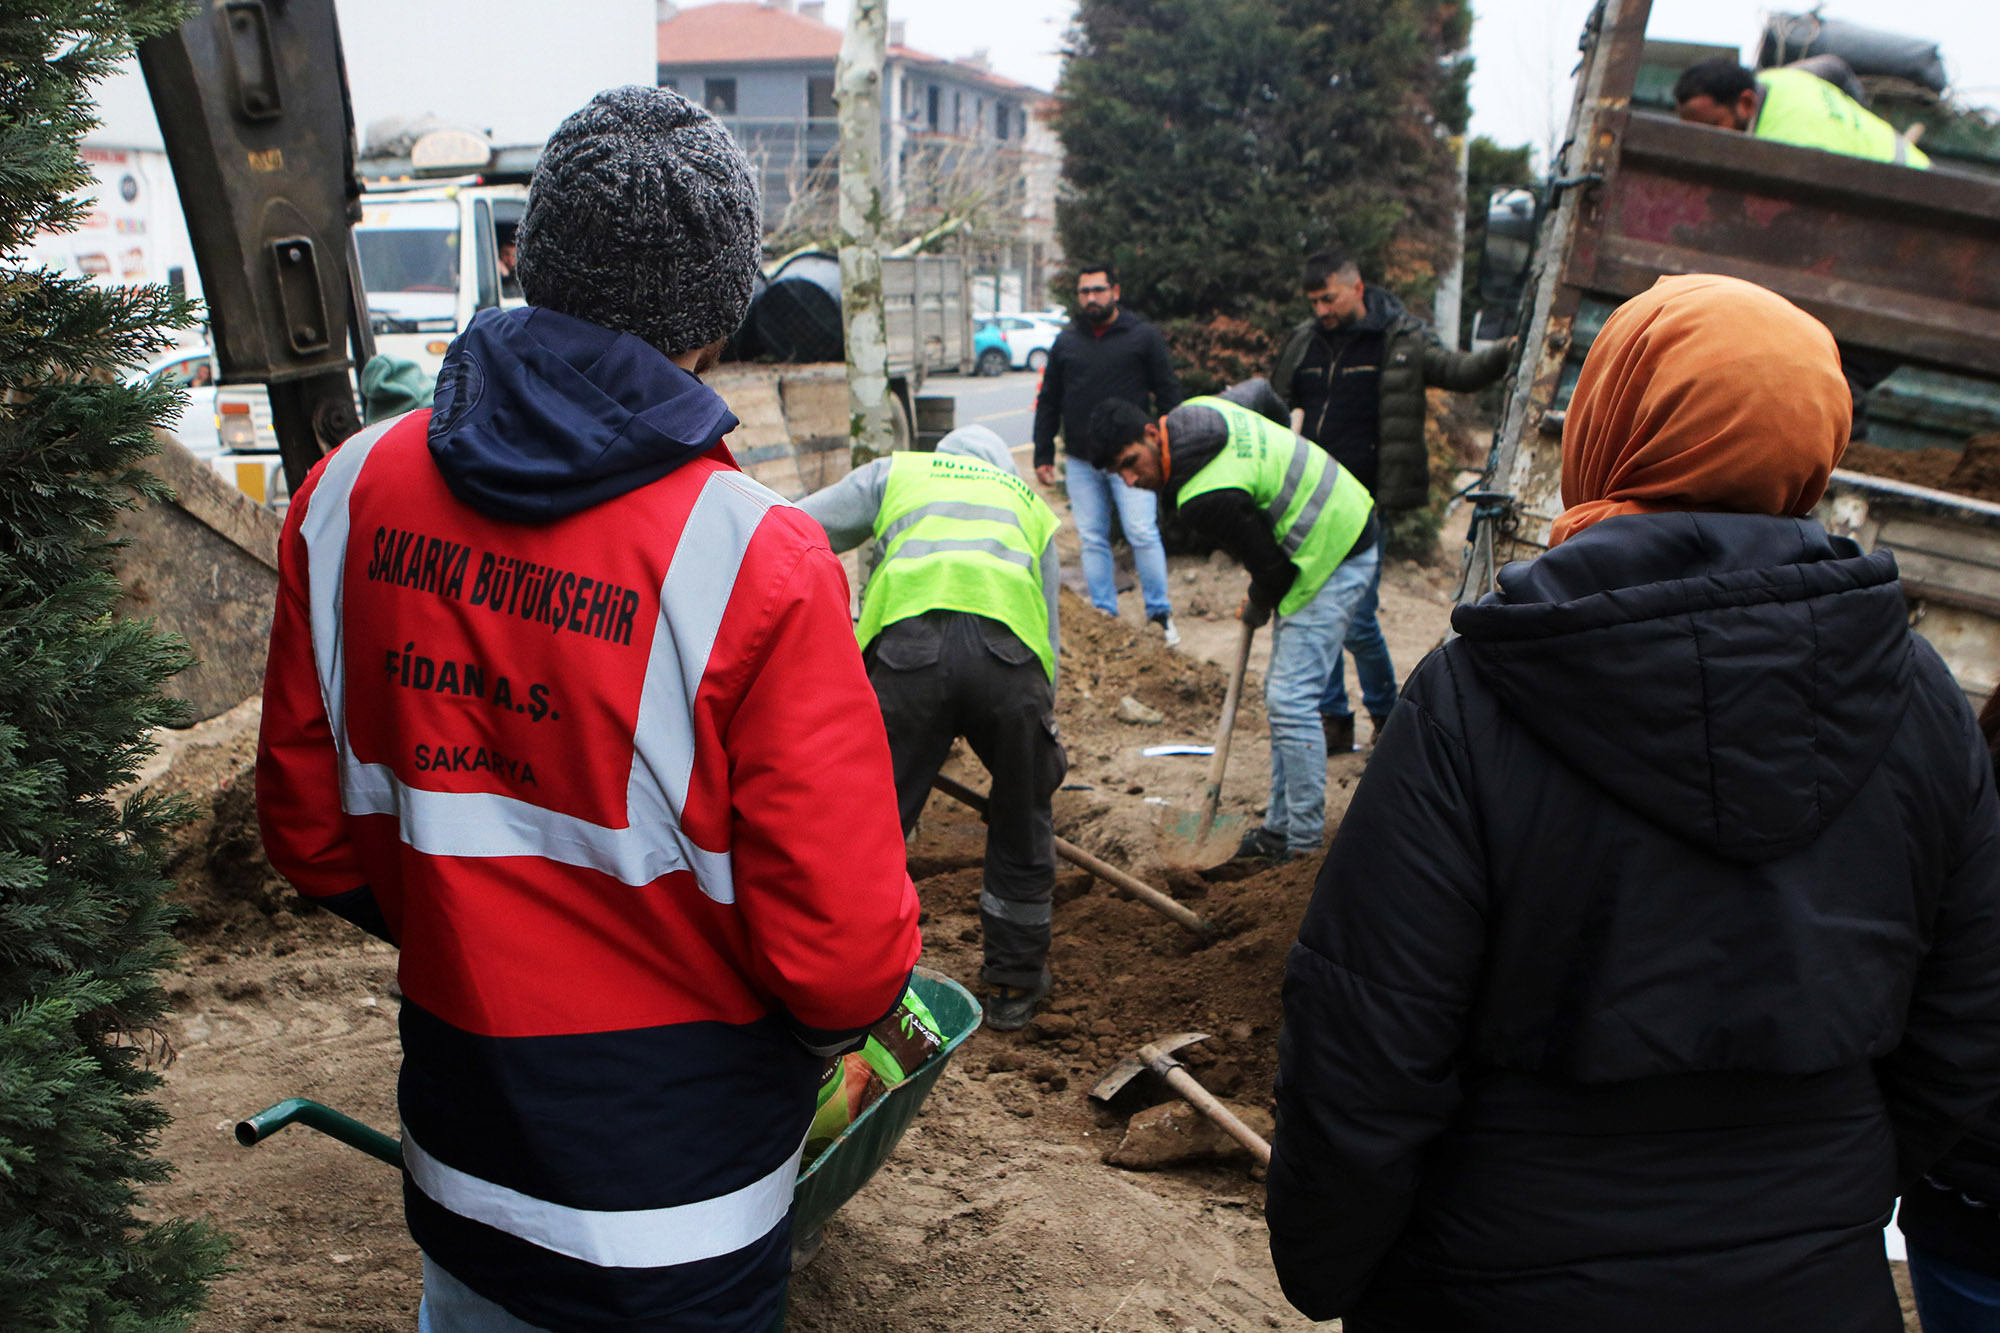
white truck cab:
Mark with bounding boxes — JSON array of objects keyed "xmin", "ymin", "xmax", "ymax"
[{"xmin": 357, "ymin": 179, "xmax": 528, "ymax": 381}]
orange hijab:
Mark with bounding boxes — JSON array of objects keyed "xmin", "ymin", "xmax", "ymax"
[{"xmin": 1551, "ymin": 274, "xmax": 1851, "ymax": 545}]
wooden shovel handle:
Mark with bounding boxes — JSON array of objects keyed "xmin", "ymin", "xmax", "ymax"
[
  {"xmin": 1194, "ymin": 621, "xmax": 1256, "ymax": 846},
  {"xmin": 1164, "ymin": 1065, "xmax": 1271, "ymax": 1166}
]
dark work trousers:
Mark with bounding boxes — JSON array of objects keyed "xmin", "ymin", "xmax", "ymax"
[{"xmin": 865, "ymin": 610, "xmax": 1066, "ymax": 989}]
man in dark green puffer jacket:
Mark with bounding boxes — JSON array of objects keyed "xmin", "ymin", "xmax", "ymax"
[{"xmin": 1269, "ymin": 248, "xmax": 1512, "ymax": 752}]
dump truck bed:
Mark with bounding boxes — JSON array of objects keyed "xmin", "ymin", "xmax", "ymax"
[{"xmin": 1481, "ymin": 0, "xmax": 2000, "ymax": 699}]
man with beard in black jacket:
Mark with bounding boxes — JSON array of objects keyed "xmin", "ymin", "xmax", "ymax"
[
  {"xmin": 1270, "ymin": 249, "xmax": 1511, "ymax": 751},
  {"xmin": 1032, "ymin": 265, "xmax": 1183, "ymax": 644},
  {"xmin": 1267, "ymin": 275, "xmax": 2000, "ymax": 1332}
]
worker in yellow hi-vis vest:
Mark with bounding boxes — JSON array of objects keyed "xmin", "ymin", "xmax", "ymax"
[
  {"xmin": 1093, "ymin": 386, "xmax": 1380, "ymax": 867},
  {"xmin": 798, "ymin": 426, "xmax": 1065, "ymax": 1033},
  {"xmin": 1673, "ymin": 56, "xmax": 1930, "ymax": 168}
]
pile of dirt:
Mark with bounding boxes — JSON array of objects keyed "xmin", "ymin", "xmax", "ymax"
[
  {"xmin": 1054, "ymin": 583, "xmax": 1247, "ymax": 738},
  {"xmin": 1842, "ymin": 433, "xmax": 2000, "ymax": 503}
]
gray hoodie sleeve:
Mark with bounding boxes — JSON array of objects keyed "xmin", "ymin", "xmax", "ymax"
[{"xmin": 795, "ymin": 456, "xmax": 893, "ymax": 554}]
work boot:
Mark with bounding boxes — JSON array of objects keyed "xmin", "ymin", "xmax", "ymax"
[
  {"xmin": 982, "ymin": 966, "xmax": 1052, "ymax": 1033},
  {"xmin": 1322, "ymin": 713, "xmax": 1356, "ymax": 754},
  {"xmin": 1149, "ymin": 611, "xmax": 1181, "ymax": 648},
  {"xmin": 1368, "ymin": 713, "xmax": 1393, "ymax": 746},
  {"xmin": 1232, "ymin": 825, "xmax": 1292, "ymax": 863}
]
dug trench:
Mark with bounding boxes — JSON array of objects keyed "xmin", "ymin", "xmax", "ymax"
[{"xmin": 132, "ymin": 544, "xmax": 1920, "ymax": 1330}]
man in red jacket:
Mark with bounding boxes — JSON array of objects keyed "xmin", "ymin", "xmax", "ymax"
[{"xmin": 256, "ymin": 86, "xmax": 922, "ymax": 1333}]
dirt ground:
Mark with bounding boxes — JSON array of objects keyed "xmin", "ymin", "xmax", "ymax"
[{"xmin": 132, "ymin": 499, "xmax": 1919, "ymax": 1331}]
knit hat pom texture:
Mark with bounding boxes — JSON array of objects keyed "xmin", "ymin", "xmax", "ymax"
[{"xmin": 515, "ymin": 85, "xmax": 763, "ymax": 357}]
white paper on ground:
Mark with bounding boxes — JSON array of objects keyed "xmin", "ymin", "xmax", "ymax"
[{"xmin": 1140, "ymin": 745, "xmax": 1215, "ymax": 757}]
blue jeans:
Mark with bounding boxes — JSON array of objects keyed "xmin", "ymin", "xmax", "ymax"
[
  {"xmin": 1264, "ymin": 546, "xmax": 1381, "ymax": 855},
  {"xmin": 1317, "ymin": 557, "xmax": 1398, "ymax": 720},
  {"xmin": 1065, "ymin": 455, "xmax": 1172, "ymax": 620},
  {"xmin": 1908, "ymin": 1242, "xmax": 2000, "ymax": 1332}
]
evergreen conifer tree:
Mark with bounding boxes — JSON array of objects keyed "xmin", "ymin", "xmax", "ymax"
[
  {"xmin": 1056, "ymin": 0, "xmax": 1472, "ymax": 332},
  {"xmin": 0, "ymin": 2, "xmax": 229, "ymax": 1327}
]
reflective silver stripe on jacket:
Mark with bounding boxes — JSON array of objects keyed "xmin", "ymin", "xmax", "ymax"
[
  {"xmin": 1279, "ymin": 465, "xmax": 1339, "ymax": 556},
  {"xmin": 403, "ymin": 1124, "xmax": 803, "ymax": 1269},
  {"xmin": 300, "ymin": 431, "xmax": 778, "ymax": 904},
  {"xmin": 1266, "ymin": 437, "xmax": 1313, "ymax": 530},
  {"xmin": 879, "ymin": 499, "xmax": 1025, "ymax": 547},
  {"xmin": 883, "ymin": 535, "xmax": 1036, "ymax": 570}
]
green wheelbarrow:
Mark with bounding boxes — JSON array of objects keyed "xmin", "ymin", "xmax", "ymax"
[{"xmin": 236, "ymin": 967, "xmax": 981, "ymax": 1287}]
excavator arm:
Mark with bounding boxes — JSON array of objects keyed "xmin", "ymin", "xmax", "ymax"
[{"xmin": 137, "ymin": 0, "xmax": 373, "ymax": 491}]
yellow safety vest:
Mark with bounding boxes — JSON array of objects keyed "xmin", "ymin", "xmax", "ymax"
[
  {"xmin": 1754, "ymin": 68, "xmax": 1930, "ymax": 168},
  {"xmin": 855, "ymin": 451, "xmax": 1060, "ymax": 680},
  {"xmin": 1173, "ymin": 397, "xmax": 1374, "ymax": 617}
]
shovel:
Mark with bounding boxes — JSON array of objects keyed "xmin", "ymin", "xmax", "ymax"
[{"xmin": 1090, "ymin": 1032, "xmax": 1271, "ymax": 1167}]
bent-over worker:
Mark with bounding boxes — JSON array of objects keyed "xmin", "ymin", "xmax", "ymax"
[
  {"xmin": 799, "ymin": 426, "xmax": 1066, "ymax": 1031},
  {"xmin": 257, "ymin": 86, "xmax": 922, "ymax": 1333},
  {"xmin": 1674, "ymin": 56, "xmax": 1930, "ymax": 168},
  {"xmin": 1093, "ymin": 389, "xmax": 1378, "ymax": 864}
]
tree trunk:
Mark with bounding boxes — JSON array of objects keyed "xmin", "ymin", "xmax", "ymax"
[{"xmin": 837, "ymin": 0, "xmax": 893, "ymax": 465}]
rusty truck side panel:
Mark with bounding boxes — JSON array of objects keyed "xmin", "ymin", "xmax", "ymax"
[{"xmin": 1483, "ymin": 0, "xmax": 2000, "ymax": 698}]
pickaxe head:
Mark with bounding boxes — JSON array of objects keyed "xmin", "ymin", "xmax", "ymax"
[{"xmin": 1089, "ymin": 1032, "xmax": 1211, "ymax": 1104}]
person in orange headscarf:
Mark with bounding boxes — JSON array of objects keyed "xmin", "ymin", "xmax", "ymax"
[
  {"xmin": 1552, "ymin": 273, "xmax": 1850, "ymax": 544},
  {"xmin": 1267, "ymin": 273, "xmax": 2000, "ymax": 1332}
]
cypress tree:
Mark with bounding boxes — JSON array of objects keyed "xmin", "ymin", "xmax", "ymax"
[
  {"xmin": 1055, "ymin": 0, "xmax": 1472, "ymax": 333},
  {"xmin": 0, "ymin": 2, "xmax": 230, "ymax": 1327}
]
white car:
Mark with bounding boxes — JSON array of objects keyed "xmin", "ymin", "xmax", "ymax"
[
  {"xmin": 134, "ymin": 344, "xmax": 220, "ymax": 459},
  {"xmin": 977, "ymin": 314, "xmax": 1062, "ymax": 372}
]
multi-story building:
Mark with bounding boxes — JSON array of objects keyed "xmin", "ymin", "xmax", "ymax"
[{"xmin": 655, "ymin": 0, "xmax": 1060, "ymax": 309}]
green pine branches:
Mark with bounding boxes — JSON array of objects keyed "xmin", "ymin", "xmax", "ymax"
[
  {"xmin": 0, "ymin": 1, "xmax": 229, "ymax": 1328},
  {"xmin": 1056, "ymin": 0, "xmax": 1474, "ymax": 331}
]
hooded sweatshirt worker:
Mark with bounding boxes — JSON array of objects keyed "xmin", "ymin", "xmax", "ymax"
[
  {"xmin": 1266, "ymin": 274, "xmax": 2000, "ymax": 1331},
  {"xmin": 798, "ymin": 427, "xmax": 1065, "ymax": 1031},
  {"xmin": 256, "ymin": 86, "xmax": 922, "ymax": 1333}
]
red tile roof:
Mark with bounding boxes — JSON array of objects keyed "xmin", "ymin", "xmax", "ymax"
[
  {"xmin": 658, "ymin": 3, "xmax": 839, "ymax": 64},
  {"xmin": 658, "ymin": 2, "xmax": 1046, "ymax": 94}
]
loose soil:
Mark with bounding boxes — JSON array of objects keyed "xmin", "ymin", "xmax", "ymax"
[
  {"xmin": 1843, "ymin": 433, "xmax": 2000, "ymax": 503},
  {"xmin": 134, "ymin": 500, "xmax": 1919, "ymax": 1331}
]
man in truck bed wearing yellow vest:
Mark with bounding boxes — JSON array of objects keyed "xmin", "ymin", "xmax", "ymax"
[
  {"xmin": 1674, "ymin": 57, "xmax": 1930, "ymax": 168},
  {"xmin": 798, "ymin": 427, "xmax": 1065, "ymax": 1030},
  {"xmin": 1093, "ymin": 390, "xmax": 1379, "ymax": 864}
]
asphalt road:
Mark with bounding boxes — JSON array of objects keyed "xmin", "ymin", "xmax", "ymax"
[{"xmin": 929, "ymin": 368, "xmax": 1042, "ymax": 463}]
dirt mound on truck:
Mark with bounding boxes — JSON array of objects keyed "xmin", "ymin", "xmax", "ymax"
[{"xmin": 1843, "ymin": 435, "xmax": 2000, "ymax": 504}]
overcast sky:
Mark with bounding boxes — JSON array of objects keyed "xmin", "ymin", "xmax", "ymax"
[
  {"xmin": 89, "ymin": 0, "xmax": 2000, "ymax": 167},
  {"xmin": 811, "ymin": 0, "xmax": 2000, "ymax": 163}
]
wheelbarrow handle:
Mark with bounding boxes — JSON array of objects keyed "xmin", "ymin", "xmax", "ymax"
[{"xmin": 236, "ymin": 1097, "xmax": 405, "ymax": 1169}]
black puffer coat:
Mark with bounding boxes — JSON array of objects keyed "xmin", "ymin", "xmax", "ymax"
[
  {"xmin": 1268, "ymin": 512, "xmax": 2000, "ymax": 1332},
  {"xmin": 1269, "ymin": 288, "xmax": 1509, "ymax": 510}
]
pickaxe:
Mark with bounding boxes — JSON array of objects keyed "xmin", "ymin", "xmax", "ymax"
[
  {"xmin": 931, "ymin": 774, "xmax": 1211, "ymax": 937},
  {"xmin": 1090, "ymin": 1032, "xmax": 1271, "ymax": 1167}
]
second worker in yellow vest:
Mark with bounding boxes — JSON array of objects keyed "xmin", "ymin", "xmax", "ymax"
[
  {"xmin": 1674, "ymin": 56, "xmax": 1929, "ymax": 168},
  {"xmin": 798, "ymin": 426, "xmax": 1066, "ymax": 1031},
  {"xmin": 1093, "ymin": 385, "xmax": 1380, "ymax": 864}
]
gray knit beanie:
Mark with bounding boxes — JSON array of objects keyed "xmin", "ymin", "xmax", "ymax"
[{"xmin": 515, "ymin": 85, "xmax": 762, "ymax": 357}]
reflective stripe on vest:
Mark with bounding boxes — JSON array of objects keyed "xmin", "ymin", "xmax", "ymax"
[
  {"xmin": 299, "ymin": 421, "xmax": 777, "ymax": 904},
  {"xmin": 1753, "ymin": 68, "xmax": 1931, "ymax": 169},
  {"xmin": 1174, "ymin": 396, "xmax": 1374, "ymax": 617},
  {"xmin": 855, "ymin": 451, "xmax": 1059, "ymax": 679},
  {"xmin": 403, "ymin": 1123, "xmax": 803, "ymax": 1270}
]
